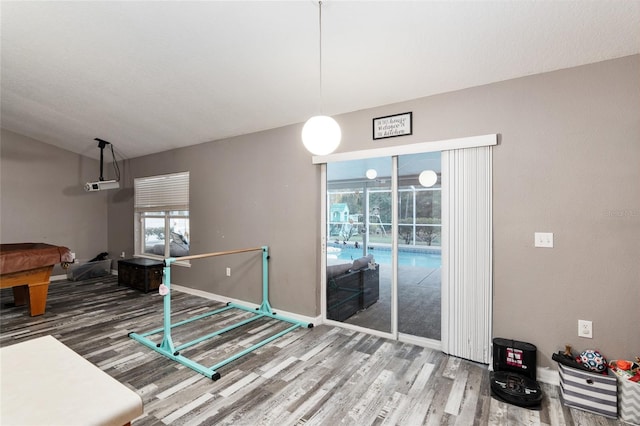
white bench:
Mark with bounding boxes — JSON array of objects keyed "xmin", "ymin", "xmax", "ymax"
[{"xmin": 1, "ymin": 335, "xmax": 143, "ymax": 426}]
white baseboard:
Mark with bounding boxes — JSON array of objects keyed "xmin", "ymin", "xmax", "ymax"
[
  {"xmin": 488, "ymin": 359, "xmax": 559, "ymax": 386},
  {"xmin": 399, "ymin": 333, "xmax": 442, "ymax": 351},
  {"xmin": 171, "ymin": 284, "xmax": 320, "ymax": 326},
  {"xmin": 537, "ymin": 367, "xmax": 559, "ymax": 386}
]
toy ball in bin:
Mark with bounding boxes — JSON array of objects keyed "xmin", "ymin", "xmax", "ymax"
[{"xmin": 580, "ymin": 349, "xmax": 607, "ymax": 372}]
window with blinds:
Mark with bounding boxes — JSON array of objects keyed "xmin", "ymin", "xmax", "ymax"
[
  {"xmin": 134, "ymin": 171, "xmax": 190, "ymax": 259},
  {"xmin": 134, "ymin": 171, "xmax": 189, "ymax": 212}
]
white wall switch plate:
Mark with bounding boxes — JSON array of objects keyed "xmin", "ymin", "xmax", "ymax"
[
  {"xmin": 534, "ymin": 232, "xmax": 554, "ymax": 248},
  {"xmin": 578, "ymin": 319, "xmax": 593, "ymax": 338},
  {"xmin": 226, "ymin": 267, "xmax": 231, "ymax": 277}
]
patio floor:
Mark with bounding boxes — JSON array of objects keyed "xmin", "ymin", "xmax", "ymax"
[{"xmin": 341, "ymin": 265, "xmax": 441, "ymax": 340}]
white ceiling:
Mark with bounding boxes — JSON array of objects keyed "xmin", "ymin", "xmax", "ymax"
[{"xmin": 2, "ymin": 1, "xmax": 639, "ymax": 160}]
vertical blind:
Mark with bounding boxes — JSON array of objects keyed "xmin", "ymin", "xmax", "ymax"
[
  {"xmin": 441, "ymin": 146, "xmax": 493, "ymax": 364},
  {"xmin": 134, "ymin": 171, "xmax": 189, "ymax": 212}
]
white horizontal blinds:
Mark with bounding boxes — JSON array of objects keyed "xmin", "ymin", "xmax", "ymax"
[
  {"xmin": 441, "ymin": 146, "xmax": 492, "ymax": 364},
  {"xmin": 134, "ymin": 171, "xmax": 189, "ymax": 212}
]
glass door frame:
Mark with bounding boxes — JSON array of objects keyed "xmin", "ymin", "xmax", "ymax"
[{"xmin": 317, "ymin": 135, "xmax": 497, "ymax": 349}]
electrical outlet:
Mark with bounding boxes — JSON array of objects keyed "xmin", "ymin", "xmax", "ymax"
[
  {"xmin": 534, "ymin": 232, "xmax": 554, "ymax": 248},
  {"xmin": 578, "ymin": 320, "xmax": 593, "ymax": 338},
  {"xmin": 120, "ymin": 251, "xmax": 126, "ymax": 258},
  {"xmin": 226, "ymin": 267, "xmax": 231, "ymax": 277}
]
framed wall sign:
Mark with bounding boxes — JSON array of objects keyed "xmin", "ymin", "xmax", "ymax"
[{"xmin": 373, "ymin": 112, "xmax": 412, "ymax": 140}]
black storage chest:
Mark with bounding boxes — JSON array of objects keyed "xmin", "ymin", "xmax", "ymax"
[{"xmin": 118, "ymin": 258, "xmax": 163, "ymax": 293}]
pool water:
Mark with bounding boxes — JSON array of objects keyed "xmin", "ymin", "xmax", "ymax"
[{"xmin": 332, "ymin": 245, "xmax": 441, "ymax": 268}]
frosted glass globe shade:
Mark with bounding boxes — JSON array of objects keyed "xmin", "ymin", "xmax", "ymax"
[
  {"xmin": 301, "ymin": 115, "xmax": 341, "ymax": 155},
  {"xmin": 366, "ymin": 169, "xmax": 377, "ymax": 180},
  {"xmin": 419, "ymin": 170, "xmax": 438, "ymax": 187}
]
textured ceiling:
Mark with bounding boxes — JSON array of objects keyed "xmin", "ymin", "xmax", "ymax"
[{"xmin": 1, "ymin": 1, "xmax": 639, "ymax": 160}]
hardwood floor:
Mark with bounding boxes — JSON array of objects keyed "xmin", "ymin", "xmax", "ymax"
[{"xmin": 0, "ymin": 275, "xmax": 625, "ymax": 425}]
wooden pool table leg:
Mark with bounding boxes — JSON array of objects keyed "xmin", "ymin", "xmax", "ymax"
[
  {"xmin": 10, "ymin": 282, "xmax": 49, "ymax": 316},
  {"xmin": 27, "ymin": 282, "xmax": 49, "ymax": 316},
  {"xmin": 1, "ymin": 266, "xmax": 53, "ymax": 316}
]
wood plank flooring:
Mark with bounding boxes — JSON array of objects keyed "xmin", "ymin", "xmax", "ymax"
[{"xmin": 0, "ymin": 275, "xmax": 625, "ymax": 425}]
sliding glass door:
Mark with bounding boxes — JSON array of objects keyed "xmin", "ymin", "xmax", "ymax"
[
  {"xmin": 319, "ymin": 134, "xmax": 495, "ymax": 360},
  {"xmin": 397, "ymin": 153, "xmax": 442, "ymax": 340},
  {"xmin": 325, "ymin": 154, "xmax": 442, "ymax": 342},
  {"xmin": 326, "ymin": 158, "xmax": 392, "ymax": 333}
]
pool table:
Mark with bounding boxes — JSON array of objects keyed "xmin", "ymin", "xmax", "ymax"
[{"xmin": 0, "ymin": 243, "xmax": 73, "ymax": 316}]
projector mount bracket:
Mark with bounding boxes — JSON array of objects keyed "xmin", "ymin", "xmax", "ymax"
[{"xmin": 94, "ymin": 138, "xmax": 114, "ymax": 182}]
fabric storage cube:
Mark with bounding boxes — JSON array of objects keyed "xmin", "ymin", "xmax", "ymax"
[
  {"xmin": 558, "ymin": 363, "xmax": 617, "ymax": 419},
  {"xmin": 615, "ymin": 372, "xmax": 640, "ymax": 425}
]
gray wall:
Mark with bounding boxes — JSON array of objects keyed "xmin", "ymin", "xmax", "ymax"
[
  {"xmin": 107, "ymin": 126, "xmax": 321, "ymax": 314},
  {"xmin": 2, "ymin": 55, "xmax": 637, "ymax": 370},
  {"xmin": 0, "ymin": 129, "xmax": 109, "ymax": 273}
]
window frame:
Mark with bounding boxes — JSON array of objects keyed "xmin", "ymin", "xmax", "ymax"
[{"xmin": 134, "ymin": 171, "xmax": 190, "ymax": 266}]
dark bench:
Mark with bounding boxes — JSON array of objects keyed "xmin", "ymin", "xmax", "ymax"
[{"xmin": 327, "ymin": 255, "xmax": 379, "ymax": 322}]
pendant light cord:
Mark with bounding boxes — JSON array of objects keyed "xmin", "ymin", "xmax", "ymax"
[{"xmin": 318, "ymin": 1, "xmax": 323, "ymax": 114}]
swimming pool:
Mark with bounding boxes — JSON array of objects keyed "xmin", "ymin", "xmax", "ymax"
[{"xmin": 330, "ymin": 245, "xmax": 441, "ymax": 268}]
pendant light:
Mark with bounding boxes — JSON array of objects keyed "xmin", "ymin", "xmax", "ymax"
[
  {"xmin": 365, "ymin": 169, "xmax": 377, "ymax": 180},
  {"xmin": 418, "ymin": 170, "xmax": 438, "ymax": 187},
  {"xmin": 302, "ymin": 1, "xmax": 341, "ymax": 156}
]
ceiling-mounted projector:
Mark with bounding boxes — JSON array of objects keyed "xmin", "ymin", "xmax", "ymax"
[
  {"xmin": 85, "ymin": 180, "xmax": 120, "ymax": 192},
  {"xmin": 84, "ymin": 138, "xmax": 121, "ymax": 192}
]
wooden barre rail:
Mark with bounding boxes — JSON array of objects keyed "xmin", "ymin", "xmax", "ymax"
[{"xmin": 173, "ymin": 247, "xmax": 264, "ymax": 262}]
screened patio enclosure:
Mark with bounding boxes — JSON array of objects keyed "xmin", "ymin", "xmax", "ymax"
[{"xmin": 327, "ymin": 186, "xmax": 441, "ymax": 248}]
